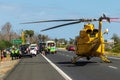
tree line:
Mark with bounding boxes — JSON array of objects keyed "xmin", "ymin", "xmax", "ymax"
[
  {"xmin": 0, "ymin": 22, "xmax": 74, "ymax": 49},
  {"xmin": 109, "ymin": 34, "xmax": 120, "ymax": 53}
]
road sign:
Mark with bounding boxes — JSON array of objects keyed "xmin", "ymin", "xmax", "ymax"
[{"xmin": 12, "ymin": 39, "xmax": 22, "ymax": 44}]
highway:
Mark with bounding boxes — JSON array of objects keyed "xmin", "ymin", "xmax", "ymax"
[{"xmin": 5, "ymin": 50, "xmax": 120, "ymax": 80}]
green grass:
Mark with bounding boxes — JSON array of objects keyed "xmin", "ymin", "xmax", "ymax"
[{"xmin": 105, "ymin": 51, "xmax": 120, "ymax": 57}]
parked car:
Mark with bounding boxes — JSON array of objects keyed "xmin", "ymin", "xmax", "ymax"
[
  {"xmin": 29, "ymin": 44, "xmax": 38, "ymax": 56},
  {"xmin": 30, "ymin": 47, "xmax": 37, "ymax": 56},
  {"xmin": 20, "ymin": 44, "xmax": 32, "ymax": 57},
  {"xmin": 66, "ymin": 46, "xmax": 75, "ymax": 51}
]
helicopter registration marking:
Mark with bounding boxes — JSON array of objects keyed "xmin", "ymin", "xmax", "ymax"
[
  {"xmin": 41, "ymin": 54, "xmax": 72, "ymax": 80},
  {"xmin": 108, "ymin": 66, "xmax": 118, "ymax": 69}
]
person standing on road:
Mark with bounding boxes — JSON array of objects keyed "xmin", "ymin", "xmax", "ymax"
[
  {"xmin": 1, "ymin": 49, "xmax": 4, "ymax": 61},
  {"xmin": 3, "ymin": 49, "xmax": 7, "ymax": 61},
  {"xmin": 15, "ymin": 48, "xmax": 20, "ymax": 59},
  {"xmin": 47, "ymin": 44, "xmax": 51, "ymax": 54},
  {"xmin": 41, "ymin": 45, "xmax": 46, "ymax": 55},
  {"xmin": 11, "ymin": 47, "xmax": 15, "ymax": 60}
]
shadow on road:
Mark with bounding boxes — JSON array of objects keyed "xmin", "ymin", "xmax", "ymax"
[{"xmin": 57, "ymin": 61, "xmax": 97, "ymax": 67}]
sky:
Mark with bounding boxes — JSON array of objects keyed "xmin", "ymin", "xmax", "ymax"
[{"xmin": 0, "ymin": 0, "xmax": 120, "ymax": 40}]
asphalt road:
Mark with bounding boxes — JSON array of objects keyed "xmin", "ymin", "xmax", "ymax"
[
  {"xmin": 5, "ymin": 50, "xmax": 120, "ymax": 80},
  {"xmin": 46, "ymin": 50, "xmax": 120, "ymax": 80},
  {"xmin": 4, "ymin": 54, "xmax": 65, "ymax": 80}
]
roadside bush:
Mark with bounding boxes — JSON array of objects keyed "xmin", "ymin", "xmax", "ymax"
[
  {"xmin": 105, "ymin": 48, "xmax": 111, "ymax": 51},
  {"xmin": 111, "ymin": 43, "xmax": 120, "ymax": 53},
  {"xmin": 0, "ymin": 40, "xmax": 12, "ymax": 49}
]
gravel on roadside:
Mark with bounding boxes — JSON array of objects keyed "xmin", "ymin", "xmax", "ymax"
[{"xmin": 0, "ymin": 59, "xmax": 19, "ymax": 80}]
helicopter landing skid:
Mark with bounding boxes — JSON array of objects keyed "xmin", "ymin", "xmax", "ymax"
[
  {"xmin": 100, "ymin": 55, "xmax": 111, "ymax": 63},
  {"xmin": 71, "ymin": 56, "xmax": 82, "ymax": 64}
]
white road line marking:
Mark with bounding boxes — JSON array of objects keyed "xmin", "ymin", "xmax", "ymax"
[
  {"xmin": 41, "ymin": 54, "xmax": 72, "ymax": 80},
  {"xmin": 58, "ymin": 53, "xmax": 73, "ymax": 58},
  {"xmin": 109, "ymin": 57, "xmax": 120, "ymax": 60},
  {"xmin": 108, "ymin": 66, "xmax": 118, "ymax": 69}
]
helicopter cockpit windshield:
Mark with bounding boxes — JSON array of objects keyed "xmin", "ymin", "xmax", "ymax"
[{"xmin": 84, "ymin": 23, "xmax": 98, "ymax": 38}]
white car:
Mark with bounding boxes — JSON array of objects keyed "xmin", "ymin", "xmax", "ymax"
[
  {"xmin": 30, "ymin": 47, "xmax": 37, "ymax": 56},
  {"xmin": 29, "ymin": 44, "xmax": 38, "ymax": 56}
]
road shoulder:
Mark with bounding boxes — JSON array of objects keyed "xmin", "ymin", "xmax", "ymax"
[{"xmin": 0, "ymin": 59, "xmax": 19, "ymax": 80}]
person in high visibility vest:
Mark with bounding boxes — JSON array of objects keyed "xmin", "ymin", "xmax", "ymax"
[
  {"xmin": 15, "ymin": 48, "xmax": 20, "ymax": 59},
  {"xmin": 11, "ymin": 47, "xmax": 15, "ymax": 60}
]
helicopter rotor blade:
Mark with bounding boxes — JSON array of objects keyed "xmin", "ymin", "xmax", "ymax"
[
  {"xmin": 20, "ymin": 19, "xmax": 79, "ymax": 24},
  {"xmin": 102, "ymin": 18, "xmax": 120, "ymax": 22},
  {"xmin": 41, "ymin": 21, "xmax": 81, "ymax": 32},
  {"xmin": 20, "ymin": 18, "xmax": 98, "ymax": 24},
  {"xmin": 110, "ymin": 18, "xmax": 120, "ymax": 22},
  {"xmin": 100, "ymin": 14, "xmax": 120, "ymax": 22},
  {"xmin": 40, "ymin": 17, "xmax": 120, "ymax": 32}
]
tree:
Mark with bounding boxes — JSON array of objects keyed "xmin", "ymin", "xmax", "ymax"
[
  {"xmin": 24, "ymin": 30, "xmax": 34, "ymax": 43},
  {"xmin": 69, "ymin": 38, "xmax": 75, "ymax": 44},
  {"xmin": 25, "ymin": 30, "xmax": 34, "ymax": 37},
  {"xmin": 56, "ymin": 38, "xmax": 67, "ymax": 48},
  {"xmin": 0, "ymin": 40, "xmax": 12, "ymax": 49},
  {"xmin": 111, "ymin": 34, "xmax": 120, "ymax": 45},
  {"xmin": 38, "ymin": 34, "xmax": 49, "ymax": 42},
  {"xmin": 1, "ymin": 22, "xmax": 12, "ymax": 41},
  {"xmin": 110, "ymin": 34, "xmax": 120, "ymax": 53},
  {"xmin": 38, "ymin": 34, "xmax": 42, "ymax": 41}
]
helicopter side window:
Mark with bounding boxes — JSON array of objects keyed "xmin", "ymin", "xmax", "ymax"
[
  {"xmin": 86, "ymin": 29, "xmax": 94, "ymax": 37},
  {"xmin": 90, "ymin": 29, "xmax": 98, "ymax": 37},
  {"xmin": 93, "ymin": 29, "xmax": 98, "ymax": 34}
]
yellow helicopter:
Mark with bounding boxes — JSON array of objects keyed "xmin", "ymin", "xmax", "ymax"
[{"xmin": 21, "ymin": 14, "xmax": 119, "ymax": 63}]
